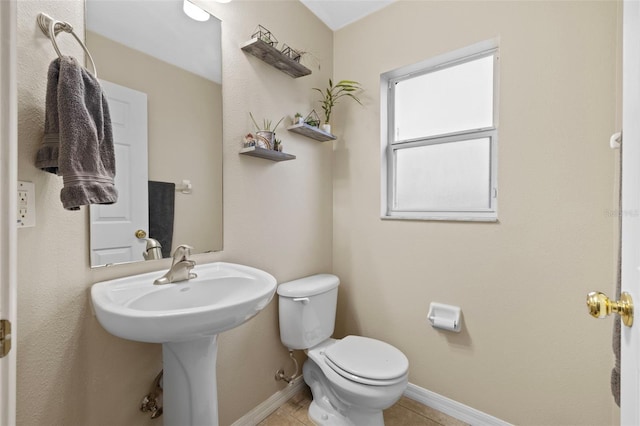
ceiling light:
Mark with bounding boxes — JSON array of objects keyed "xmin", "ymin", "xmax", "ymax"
[{"xmin": 183, "ymin": 0, "xmax": 210, "ymax": 21}]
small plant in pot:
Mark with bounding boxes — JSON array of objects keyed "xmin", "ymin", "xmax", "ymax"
[
  {"xmin": 294, "ymin": 112, "xmax": 304, "ymax": 125},
  {"xmin": 273, "ymin": 138, "xmax": 283, "ymax": 152},
  {"xmin": 313, "ymin": 79, "xmax": 362, "ymax": 134},
  {"xmin": 250, "ymin": 113, "xmax": 284, "ymax": 150}
]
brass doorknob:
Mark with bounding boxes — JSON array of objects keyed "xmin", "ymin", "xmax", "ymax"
[
  {"xmin": 586, "ymin": 291, "xmax": 634, "ymax": 327},
  {"xmin": 135, "ymin": 229, "xmax": 147, "ymax": 239}
]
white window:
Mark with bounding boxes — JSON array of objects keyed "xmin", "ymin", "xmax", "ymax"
[{"xmin": 381, "ymin": 41, "xmax": 499, "ymax": 221}]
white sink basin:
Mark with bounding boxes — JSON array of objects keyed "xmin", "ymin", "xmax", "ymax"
[
  {"xmin": 91, "ymin": 262, "xmax": 277, "ymax": 343},
  {"xmin": 92, "ymin": 262, "xmax": 277, "ymax": 425}
]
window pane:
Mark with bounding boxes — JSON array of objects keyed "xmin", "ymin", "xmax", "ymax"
[
  {"xmin": 394, "ymin": 55, "xmax": 494, "ymax": 141},
  {"xmin": 395, "ymin": 138, "xmax": 491, "ymax": 211}
]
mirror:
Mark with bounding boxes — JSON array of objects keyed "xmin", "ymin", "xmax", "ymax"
[{"xmin": 85, "ymin": 0, "xmax": 223, "ymax": 267}]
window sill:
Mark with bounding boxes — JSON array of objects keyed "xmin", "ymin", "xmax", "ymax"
[{"xmin": 381, "ymin": 214, "xmax": 498, "ymax": 223}]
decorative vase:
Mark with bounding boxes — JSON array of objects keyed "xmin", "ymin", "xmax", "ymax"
[
  {"xmin": 321, "ymin": 123, "xmax": 331, "ymax": 134},
  {"xmin": 256, "ymin": 131, "xmax": 275, "ymax": 149}
]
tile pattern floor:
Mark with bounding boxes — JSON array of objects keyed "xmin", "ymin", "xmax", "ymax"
[{"xmin": 258, "ymin": 386, "xmax": 469, "ymax": 426}]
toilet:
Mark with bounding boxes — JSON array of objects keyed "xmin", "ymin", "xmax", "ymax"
[{"xmin": 278, "ymin": 274, "xmax": 409, "ymax": 426}]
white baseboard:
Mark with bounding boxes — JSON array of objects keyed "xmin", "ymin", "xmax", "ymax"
[
  {"xmin": 404, "ymin": 383, "xmax": 512, "ymax": 426},
  {"xmin": 231, "ymin": 378, "xmax": 510, "ymax": 426},
  {"xmin": 230, "ymin": 376, "xmax": 305, "ymax": 426}
]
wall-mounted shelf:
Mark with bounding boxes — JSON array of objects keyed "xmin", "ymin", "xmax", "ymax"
[
  {"xmin": 241, "ymin": 38, "xmax": 311, "ymax": 78},
  {"xmin": 287, "ymin": 123, "xmax": 337, "ymax": 142},
  {"xmin": 240, "ymin": 146, "xmax": 296, "ymax": 162}
]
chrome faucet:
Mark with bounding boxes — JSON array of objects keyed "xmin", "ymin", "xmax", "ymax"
[{"xmin": 153, "ymin": 245, "xmax": 197, "ymax": 285}]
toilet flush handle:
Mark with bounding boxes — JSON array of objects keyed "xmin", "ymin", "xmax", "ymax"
[{"xmin": 293, "ymin": 297, "xmax": 310, "ymax": 305}]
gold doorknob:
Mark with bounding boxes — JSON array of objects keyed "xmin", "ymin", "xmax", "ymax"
[
  {"xmin": 135, "ymin": 229, "xmax": 147, "ymax": 239},
  {"xmin": 586, "ymin": 291, "xmax": 634, "ymax": 327}
]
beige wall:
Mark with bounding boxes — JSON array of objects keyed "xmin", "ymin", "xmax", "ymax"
[
  {"xmin": 332, "ymin": 1, "xmax": 620, "ymax": 425},
  {"xmin": 16, "ymin": 0, "xmax": 332, "ymax": 425},
  {"xmin": 86, "ymin": 30, "xmax": 223, "ymax": 255},
  {"xmin": 15, "ymin": 0, "xmax": 621, "ymax": 424}
]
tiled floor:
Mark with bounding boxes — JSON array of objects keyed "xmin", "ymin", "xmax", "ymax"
[{"xmin": 258, "ymin": 386, "xmax": 469, "ymax": 426}]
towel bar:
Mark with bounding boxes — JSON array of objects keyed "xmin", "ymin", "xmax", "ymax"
[{"xmin": 37, "ymin": 13, "xmax": 98, "ymax": 78}]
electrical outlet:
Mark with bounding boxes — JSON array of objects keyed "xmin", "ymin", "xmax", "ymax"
[{"xmin": 17, "ymin": 181, "xmax": 35, "ymax": 228}]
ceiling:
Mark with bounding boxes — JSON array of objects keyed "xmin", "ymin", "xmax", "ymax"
[
  {"xmin": 84, "ymin": 0, "xmax": 393, "ymax": 84},
  {"xmin": 299, "ymin": 0, "xmax": 396, "ymax": 31},
  {"xmin": 86, "ymin": 0, "xmax": 222, "ymax": 83}
]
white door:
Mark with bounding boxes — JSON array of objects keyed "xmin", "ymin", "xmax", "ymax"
[
  {"xmin": 621, "ymin": 1, "xmax": 640, "ymax": 424},
  {"xmin": 90, "ymin": 80, "xmax": 148, "ymax": 266},
  {"xmin": 0, "ymin": 0, "xmax": 17, "ymax": 423}
]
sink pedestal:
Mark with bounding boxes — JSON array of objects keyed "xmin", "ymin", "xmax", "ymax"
[{"xmin": 163, "ymin": 336, "xmax": 219, "ymax": 426}]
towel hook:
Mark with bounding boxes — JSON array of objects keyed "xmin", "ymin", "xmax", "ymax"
[{"xmin": 37, "ymin": 13, "xmax": 98, "ymax": 78}]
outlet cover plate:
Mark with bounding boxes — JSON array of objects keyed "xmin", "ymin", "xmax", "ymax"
[{"xmin": 17, "ymin": 181, "xmax": 35, "ymax": 228}]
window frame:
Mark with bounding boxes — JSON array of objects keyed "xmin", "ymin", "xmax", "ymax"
[{"xmin": 381, "ymin": 40, "xmax": 500, "ymax": 222}]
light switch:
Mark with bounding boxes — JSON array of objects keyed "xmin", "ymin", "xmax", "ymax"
[{"xmin": 17, "ymin": 181, "xmax": 35, "ymax": 228}]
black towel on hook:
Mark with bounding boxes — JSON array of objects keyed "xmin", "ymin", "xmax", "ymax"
[{"xmin": 148, "ymin": 181, "xmax": 175, "ymax": 258}]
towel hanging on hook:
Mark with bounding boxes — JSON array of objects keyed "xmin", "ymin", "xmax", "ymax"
[{"xmin": 36, "ymin": 12, "xmax": 98, "ymax": 78}]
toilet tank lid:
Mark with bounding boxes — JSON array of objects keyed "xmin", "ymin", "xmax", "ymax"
[{"xmin": 277, "ymin": 274, "xmax": 340, "ymax": 297}]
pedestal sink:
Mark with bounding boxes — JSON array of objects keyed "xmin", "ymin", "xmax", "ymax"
[{"xmin": 91, "ymin": 262, "xmax": 277, "ymax": 426}]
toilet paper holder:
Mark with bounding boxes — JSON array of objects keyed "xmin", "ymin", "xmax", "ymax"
[{"xmin": 427, "ymin": 302, "xmax": 462, "ymax": 333}]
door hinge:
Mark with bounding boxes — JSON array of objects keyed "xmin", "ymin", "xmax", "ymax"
[{"xmin": 0, "ymin": 319, "xmax": 12, "ymax": 358}]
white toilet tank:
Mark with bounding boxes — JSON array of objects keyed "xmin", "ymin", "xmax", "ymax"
[{"xmin": 277, "ymin": 274, "xmax": 339, "ymax": 350}]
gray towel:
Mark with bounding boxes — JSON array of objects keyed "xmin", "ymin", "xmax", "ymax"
[
  {"xmin": 611, "ymin": 143, "xmax": 622, "ymax": 407},
  {"xmin": 35, "ymin": 56, "xmax": 117, "ymax": 210}
]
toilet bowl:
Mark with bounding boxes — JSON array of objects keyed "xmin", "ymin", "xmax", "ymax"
[
  {"xmin": 304, "ymin": 337, "xmax": 408, "ymax": 425},
  {"xmin": 277, "ymin": 274, "xmax": 409, "ymax": 426}
]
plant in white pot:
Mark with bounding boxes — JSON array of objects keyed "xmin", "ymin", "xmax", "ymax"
[
  {"xmin": 250, "ymin": 113, "xmax": 284, "ymax": 150},
  {"xmin": 313, "ymin": 79, "xmax": 362, "ymax": 134}
]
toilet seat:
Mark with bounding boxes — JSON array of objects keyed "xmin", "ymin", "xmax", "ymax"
[{"xmin": 323, "ymin": 336, "xmax": 408, "ymax": 386}]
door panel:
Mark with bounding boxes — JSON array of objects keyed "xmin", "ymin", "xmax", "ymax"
[
  {"xmin": 0, "ymin": 0, "xmax": 17, "ymax": 423},
  {"xmin": 90, "ymin": 80, "xmax": 148, "ymax": 266},
  {"xmin": 621, "ymin": 1, "xmax": 640, "ymax": 423}
]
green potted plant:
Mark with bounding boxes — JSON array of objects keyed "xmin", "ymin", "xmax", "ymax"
[
  {"xmin": 294, "ymin": 112, "xmax": 304, "ymax": 125},
  {"xmin": 250, "ymin": 112, "xmax": 284, "ymax": 150},
  {"xmin": 313, "ymin": 79, "xmax": 362, "ymax": 134}
]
